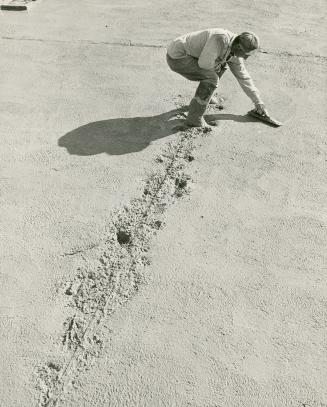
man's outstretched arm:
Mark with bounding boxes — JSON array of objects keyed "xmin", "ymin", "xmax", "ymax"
[{"xmin": 228, "ymin": 56, "xmax": 268, "ymax": 115}]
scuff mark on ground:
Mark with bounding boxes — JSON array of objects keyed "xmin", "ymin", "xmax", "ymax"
[{"xmin": 1, "ymin": 36, "xmax": 326, "ymax": 60}]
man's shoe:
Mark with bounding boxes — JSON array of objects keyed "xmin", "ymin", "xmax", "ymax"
[
  {"xmin": 209, "ymin": 95, "xmax": 219, "ymax": 104},
  {"xmin": 209, "ymin": 95, "xmax": 225, "ymax": 109},
  {"xmin": 185, "ymin": 117, "xmax": 211, "ymax": 128}
]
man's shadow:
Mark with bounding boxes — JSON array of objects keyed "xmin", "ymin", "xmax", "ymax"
[
  {"xmin": 58, "ymin": 109, "xmax": 257, "ymax": 156},
  {"xmin": 58, "ymin": 107, "xmax": 187, "ymax": 156}
]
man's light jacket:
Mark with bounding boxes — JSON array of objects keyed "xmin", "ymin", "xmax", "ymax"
[{"xmin": 167, "ymin": 28, "xmax": 263, "ymax": 105}]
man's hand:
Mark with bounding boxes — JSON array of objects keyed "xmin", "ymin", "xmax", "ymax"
[{"xmin": 255, "ymin": 103, "xmax": 269, "ymax": 117}]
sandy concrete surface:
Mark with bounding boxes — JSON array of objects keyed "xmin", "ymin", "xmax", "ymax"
[{"xmin": 0, "ymin": 0, "xmax": 326, "ymax": 406}]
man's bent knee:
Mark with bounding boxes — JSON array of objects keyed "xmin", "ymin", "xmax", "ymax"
[{"xmin": 195, "ymin": 81, "xmax": 217, "ymax": 104}]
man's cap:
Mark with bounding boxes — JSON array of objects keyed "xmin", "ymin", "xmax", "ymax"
[{"xmin": 238, "ymin": 32, "xmax": 260, "ymax": 51}]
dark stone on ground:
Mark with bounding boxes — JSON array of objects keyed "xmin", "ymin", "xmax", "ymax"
[{"xmin": 117, "ymin": 230, "xmax": 131, "ymax": 245}]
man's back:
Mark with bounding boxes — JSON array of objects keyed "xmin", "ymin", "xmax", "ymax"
[{"xmin": 167, "ymin": 28, "xmax": 235, "ymax": 61}]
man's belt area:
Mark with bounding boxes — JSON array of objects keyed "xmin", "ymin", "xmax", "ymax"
[{"xmin": 215, "ymin": 62, "xmax": 228, "ymax": 76}]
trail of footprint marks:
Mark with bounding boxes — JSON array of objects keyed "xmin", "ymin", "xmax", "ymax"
[{"xmin": 36, "ymin": 125, "xmax": 211, "ymax": 407}]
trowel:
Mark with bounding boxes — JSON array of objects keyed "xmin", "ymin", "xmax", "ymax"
[{"xmin": 248, "ymin": 109, "xmax": 283, "ymax": 127}]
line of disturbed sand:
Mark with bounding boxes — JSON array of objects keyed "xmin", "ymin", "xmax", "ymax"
[{"xmin": 35, "ymin": 112, "xmax": 212, "ymax": 407}]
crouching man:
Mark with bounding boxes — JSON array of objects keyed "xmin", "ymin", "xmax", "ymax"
[{"xmin": 166, "ymin": 28, "xmax": 269, "ymax": 127}]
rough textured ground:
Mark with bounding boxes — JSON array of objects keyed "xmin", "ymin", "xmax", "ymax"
[{"xmin": 0, "ymin": 1, "xmax": 326, "ymax": 406}]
